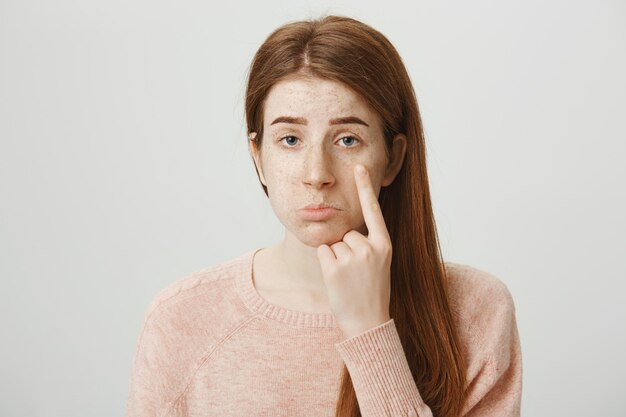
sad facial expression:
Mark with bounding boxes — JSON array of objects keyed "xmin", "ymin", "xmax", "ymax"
[{"xmin": 249, "ymin": 74, "xmax": 406, "ymax": 248}]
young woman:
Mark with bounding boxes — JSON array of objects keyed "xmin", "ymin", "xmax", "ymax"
[{"xmin": 125, "ymin": 15, "xmax": 522, "ymax": 417}]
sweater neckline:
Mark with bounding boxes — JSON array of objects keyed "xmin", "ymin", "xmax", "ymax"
[{"xmin": 236, "ymin": 247, "xmax": 340, "ymax": 328}]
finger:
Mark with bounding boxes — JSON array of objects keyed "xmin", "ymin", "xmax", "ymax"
[
  {"xmin": 354, "ymin": 164, "xmax": 390, "ymax": 244},
  {"xmin": 341, "ymin": 229, "xmax": 368, "ymax": 251},
  {"xmin": 317, "ymin": 244, "xmax": 337, "ymax": 265},
  {"xmin": 330, "ymin": 241, "xmax": 352, "ymax": 260}
]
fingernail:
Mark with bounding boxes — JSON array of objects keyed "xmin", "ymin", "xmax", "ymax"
[{"xmin": 356, "ymin": 165, "xmax": 366, "ymax": 176}]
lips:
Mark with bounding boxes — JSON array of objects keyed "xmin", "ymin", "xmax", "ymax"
[
  {"xmin": 297, "ymin": 203, "xmax": 340, "ymax": 221},
  {"xmin": 301, "ymin": 203, "xmax": 336, "ymax": 210}
]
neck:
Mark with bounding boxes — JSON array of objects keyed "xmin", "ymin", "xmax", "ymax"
[{"xmin": 271, "ymin": 231, "xmax": 327, "ymax": 293}]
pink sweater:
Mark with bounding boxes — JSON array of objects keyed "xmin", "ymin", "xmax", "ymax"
[{"xmin": 125, "ymin": 248, "xmax": 522, "ymax": 417}]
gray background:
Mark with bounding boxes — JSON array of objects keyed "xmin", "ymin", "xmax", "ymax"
[{"xmin": 1, "ymin": 0, "xmax": 625, "ymax": 416}]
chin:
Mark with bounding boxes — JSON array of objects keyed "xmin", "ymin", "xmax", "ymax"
[{"xmin": 292, "ymin": 222, "xmax": 352, "ymax": 248}]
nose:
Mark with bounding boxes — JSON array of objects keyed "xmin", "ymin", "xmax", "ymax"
[{"xmin": 302, "ymin": 144, "xmax": 335, "ymax": 189}]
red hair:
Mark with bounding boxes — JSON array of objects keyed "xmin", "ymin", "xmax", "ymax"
[{"xmin": 245, "ymin": 15, "xmax": 467, "ymax": 417}]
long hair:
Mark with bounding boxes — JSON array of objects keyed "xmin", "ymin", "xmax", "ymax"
[{"xmin": 244, "ymin": 15, "xmax": 467, "ymax": 417}]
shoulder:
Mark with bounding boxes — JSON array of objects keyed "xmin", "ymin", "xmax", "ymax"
[
  {"xmin": 442, "ymin": 262, "xmax": 519, "ymax": 370},
  {"xmin": 443, "ymin": 261, "xmax": 516, "ymax": 323},
  {"xmin": 442, "ymin": 262, "xmax": 523, "ymax": 414},
  {"xmin": 142, "ymin": 251, "xmax": 252, "ymax": 323},
  {"xmin": 135, "ymin": 250, "xmax": 256, "ymax": 350},
  {"xmin": 126, "ymin": 251, "xmax": 255, "ymax": 413}
]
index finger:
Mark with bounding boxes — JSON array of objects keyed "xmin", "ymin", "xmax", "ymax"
[{"xmin": 354, "ymin": 164, "xmax": 390, "ymax": 244}]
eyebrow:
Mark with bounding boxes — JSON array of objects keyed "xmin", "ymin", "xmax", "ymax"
[{"xmin": 270, "ymin": 116, "xmax": 369, "ymax": 127}]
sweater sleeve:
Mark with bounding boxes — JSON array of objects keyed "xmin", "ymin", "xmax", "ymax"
[
  {"xmin": 334, "ymin": 288, "xmax": 522, "ymax": 417},
  {"xmin": 124, "ymin": 307, "xmax": 178, "ymax": 417},
  {"xmin": 334, "ymin": 318, "xmax": 432, "ymax": 417},
  {"xmin": 124, "ymin": 301, "xmax": 199, "ymax": 417},
  {"xmin": 460, "ymin": 285, "xmax": 523, "ymax": 416}
]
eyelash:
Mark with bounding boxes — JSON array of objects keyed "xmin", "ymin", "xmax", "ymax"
[{"xmin": 278, "ymin": 135, "xmax": 360, "ymax": 148}]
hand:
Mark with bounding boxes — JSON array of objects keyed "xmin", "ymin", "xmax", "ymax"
[{"xmin": 316, "ymin": 164, "xmax": 393, "ymax": 340}]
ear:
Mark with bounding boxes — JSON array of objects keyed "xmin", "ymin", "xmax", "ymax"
[
  {"xmin": 381, "ymin": 133, "xmax": 407, "ymax": 187},
  {"xmin": 248, "ymin": 132, "xmax": 267, "ymax": 186}
]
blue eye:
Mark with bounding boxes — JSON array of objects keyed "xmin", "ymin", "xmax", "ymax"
[
  {"xmin": 279, "ymin": 136, "xmax": 299, "ymax": 147},
  {"xmin": 339, "ymin": 136, "xmax": 359, "ymax": 147},
  {"xmin": 278, "ymin": 135, "xmax": 360, "ymax": 148}
]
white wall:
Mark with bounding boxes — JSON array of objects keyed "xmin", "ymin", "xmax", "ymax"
[{"xmin": 1, "ymin": 0, "xmax": 624, "ymax": 416}]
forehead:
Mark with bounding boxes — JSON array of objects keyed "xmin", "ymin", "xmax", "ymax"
[{"xmin": 263, "ymin": 76, "xmax": 378, "ymax": 125}]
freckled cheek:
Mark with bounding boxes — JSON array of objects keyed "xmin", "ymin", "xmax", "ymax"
[
  {"xmin": 262, "ymin": 158, "xmax": 300, "ymax": 189},
  {"xmin": 262, "ymin": 153, "xmax": 383, "ymax": 187},
  {"xmin": 345, "ymin": 157, "xmax": 384, "ymax": 180}
]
